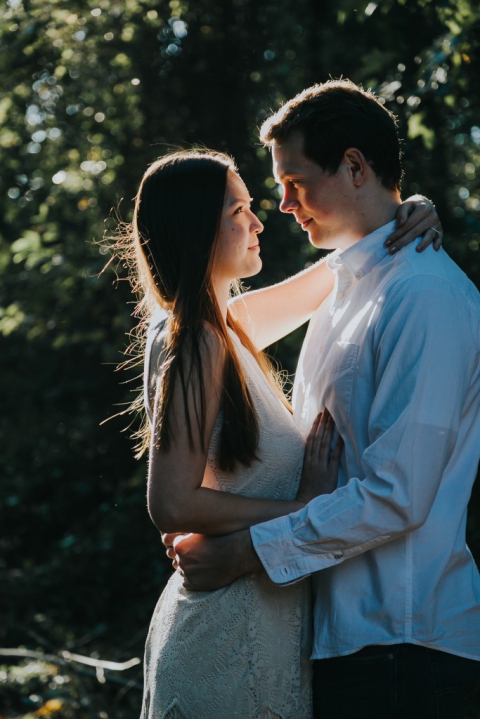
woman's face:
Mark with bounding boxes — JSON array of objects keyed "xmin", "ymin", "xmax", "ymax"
[{"xmin": 212, "ymin": 170, "xmax": 264, "ymax": 285}]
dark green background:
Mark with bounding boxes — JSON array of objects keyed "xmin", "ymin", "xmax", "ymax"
[{"xmin": 1, "ymin": 0, "xmax": 479, "ymax": 716}]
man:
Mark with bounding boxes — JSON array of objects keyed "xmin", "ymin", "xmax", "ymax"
[{"xmin": 173, "ymin": 80, "xmax": 480, "ymax": 717}]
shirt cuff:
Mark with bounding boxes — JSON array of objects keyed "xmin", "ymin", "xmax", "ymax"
[
  {"xmin": 250, "ymin": 516, "xmax": 301, "ymax": 585},
  {"xmin": 250, "ymin": 513, "xmax": 347, "ymax": 585}
]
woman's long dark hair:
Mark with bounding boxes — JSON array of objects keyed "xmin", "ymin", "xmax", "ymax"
[{"xmin": 113, "ymin": 150, "xmax": 290, "ymax": 471}]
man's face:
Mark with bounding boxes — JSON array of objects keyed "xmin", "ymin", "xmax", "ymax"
[{"xmin": 272, "ymin": 131, "xmax": 355, "ymax": 250}]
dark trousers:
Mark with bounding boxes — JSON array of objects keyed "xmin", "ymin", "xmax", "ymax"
[{"xmin": 312, "ymin": 643, "xmax": 480, "ymax": 719}]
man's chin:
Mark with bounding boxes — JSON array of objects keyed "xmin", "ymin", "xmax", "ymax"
[{"xmin": 308, "ymin": 229, "xmax": 339, "ymax": 251}]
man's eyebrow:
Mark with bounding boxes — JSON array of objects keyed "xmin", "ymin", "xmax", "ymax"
[{"xmin": 274, "ymin": 169, "xmax": 302, "ymax": 182}]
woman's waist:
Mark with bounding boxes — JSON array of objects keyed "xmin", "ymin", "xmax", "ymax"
[{"xmin": 166, "ymin": 567, "xmax": 310, "ymax": 610}]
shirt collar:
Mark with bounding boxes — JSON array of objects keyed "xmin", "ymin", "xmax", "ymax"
[{"xmin": 327, "ymin": 220, "xmax": 396, "ymax": 281}]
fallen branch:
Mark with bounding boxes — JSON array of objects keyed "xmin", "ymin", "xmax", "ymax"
[{"xmin": 0, "ymin": 648, "xmax": 143, "ymax": 691}]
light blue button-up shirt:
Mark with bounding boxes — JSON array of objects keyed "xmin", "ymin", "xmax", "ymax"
[{"xmin": 251, "ymin": 221, "xmax": 480, "ymax": 660}]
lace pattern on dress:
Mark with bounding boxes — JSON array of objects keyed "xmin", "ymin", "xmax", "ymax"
[
  {"xmin": 163, "ymin": 700, "xmax": 188, "ymax": 719},
  {"xmin": 140, "ymin": 327, "xmax": 313, "ymax": 719}
]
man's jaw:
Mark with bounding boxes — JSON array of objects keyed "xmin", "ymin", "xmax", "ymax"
[
  {"xmin": 303, "ymin": 221, "xmax": 337, "ymax": 249},
  {"xmin": 295, "ymin": 215, "xmax": 339, "ymax": 249}
]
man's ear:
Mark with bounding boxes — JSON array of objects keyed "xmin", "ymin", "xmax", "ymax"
[{"xmin": 343, "ymin": 148, "xmax": 369, "ymax": 187}]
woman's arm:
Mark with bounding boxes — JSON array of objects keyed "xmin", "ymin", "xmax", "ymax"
[
  {"xmin": 148, "ymin": 329, "xmax": 304, "ymax": 536},
  {"xmin": 229, "ymin": 257, "xmax": 333, "ymax": 351},
  {"xmin": 229, "ymin": 197, "xmax": 443, "ymax": 351},
  {"xmin": 149, "ymin": 331, "xmax": 341, "ymax": 536}
]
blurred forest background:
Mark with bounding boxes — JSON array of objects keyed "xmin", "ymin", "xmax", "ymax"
[{"xmin": 1, "ymin": 0, "xmax": 480, "ymax": 716}]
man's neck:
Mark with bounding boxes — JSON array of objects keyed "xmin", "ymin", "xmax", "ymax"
[{"xmin": 334, "ymin": 194, "xmax": 401, "ymax": 251}]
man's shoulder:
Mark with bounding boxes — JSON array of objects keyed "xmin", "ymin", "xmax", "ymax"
[{"xmin": 383, "ymin": 245, "xmax": 479, "ymax": 310}]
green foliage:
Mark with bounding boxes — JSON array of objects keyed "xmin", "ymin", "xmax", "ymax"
[{"xmin": 1, "ymin": 0, "xmax": 479, "ymax": 716}]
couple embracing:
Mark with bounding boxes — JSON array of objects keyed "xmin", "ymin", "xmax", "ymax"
[{"xmin": 117, "ymin": 79, "xmax": 480, "ymax": 718}]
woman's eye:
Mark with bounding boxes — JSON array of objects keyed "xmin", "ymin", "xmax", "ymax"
[{"xmin": 234, "ymin": 206, "xmax": 244, "ymax": 214}]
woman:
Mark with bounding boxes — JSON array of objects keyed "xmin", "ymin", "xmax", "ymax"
[{"xmin": 114, "ymin": 149, "xmax": 440, "ymax": 719}]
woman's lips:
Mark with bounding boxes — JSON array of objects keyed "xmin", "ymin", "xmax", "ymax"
[{"xmin": 301, "ymin": 219, "xmax": 312, "ymax": 229}]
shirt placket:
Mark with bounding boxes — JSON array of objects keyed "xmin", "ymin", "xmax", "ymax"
[{"xmin": 330, "ymin": 263, "xmax": 354, "ymax": 312}]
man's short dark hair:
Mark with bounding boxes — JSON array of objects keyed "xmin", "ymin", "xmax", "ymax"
[{"xmin": 260, "ymin": 79, "xmax": 403, "ymax": 192}]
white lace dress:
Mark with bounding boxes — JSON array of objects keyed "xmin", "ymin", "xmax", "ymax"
[{"xmin": 140, "ymin": 319, "xmax": 312, "ymax": 719}]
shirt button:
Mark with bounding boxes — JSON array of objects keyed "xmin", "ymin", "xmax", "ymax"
[
  {"xmin": 334, "ymin": 553, "xmax": 343, "ymax": 560},
  {"xmin": 281, "ymin": 567, "xmax": 289, "ymax": 575},
  {"xmin": 355, "ymin": 271, "xmax": 362, "ymax": 279}
]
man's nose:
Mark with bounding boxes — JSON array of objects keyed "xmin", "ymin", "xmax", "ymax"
[{"xmin": 279, "ymin": 191, "xmax": 298, "ymax": 214}]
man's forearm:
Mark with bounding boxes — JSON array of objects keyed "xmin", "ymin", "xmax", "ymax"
[{"xmin": 237, "ymin": 528, "xmax": 264, "ymax": 574}]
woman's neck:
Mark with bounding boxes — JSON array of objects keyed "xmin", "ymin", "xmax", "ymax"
[{"xmin": 212, "ymin": 277, "xmax": 230, "ymax": 323}]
